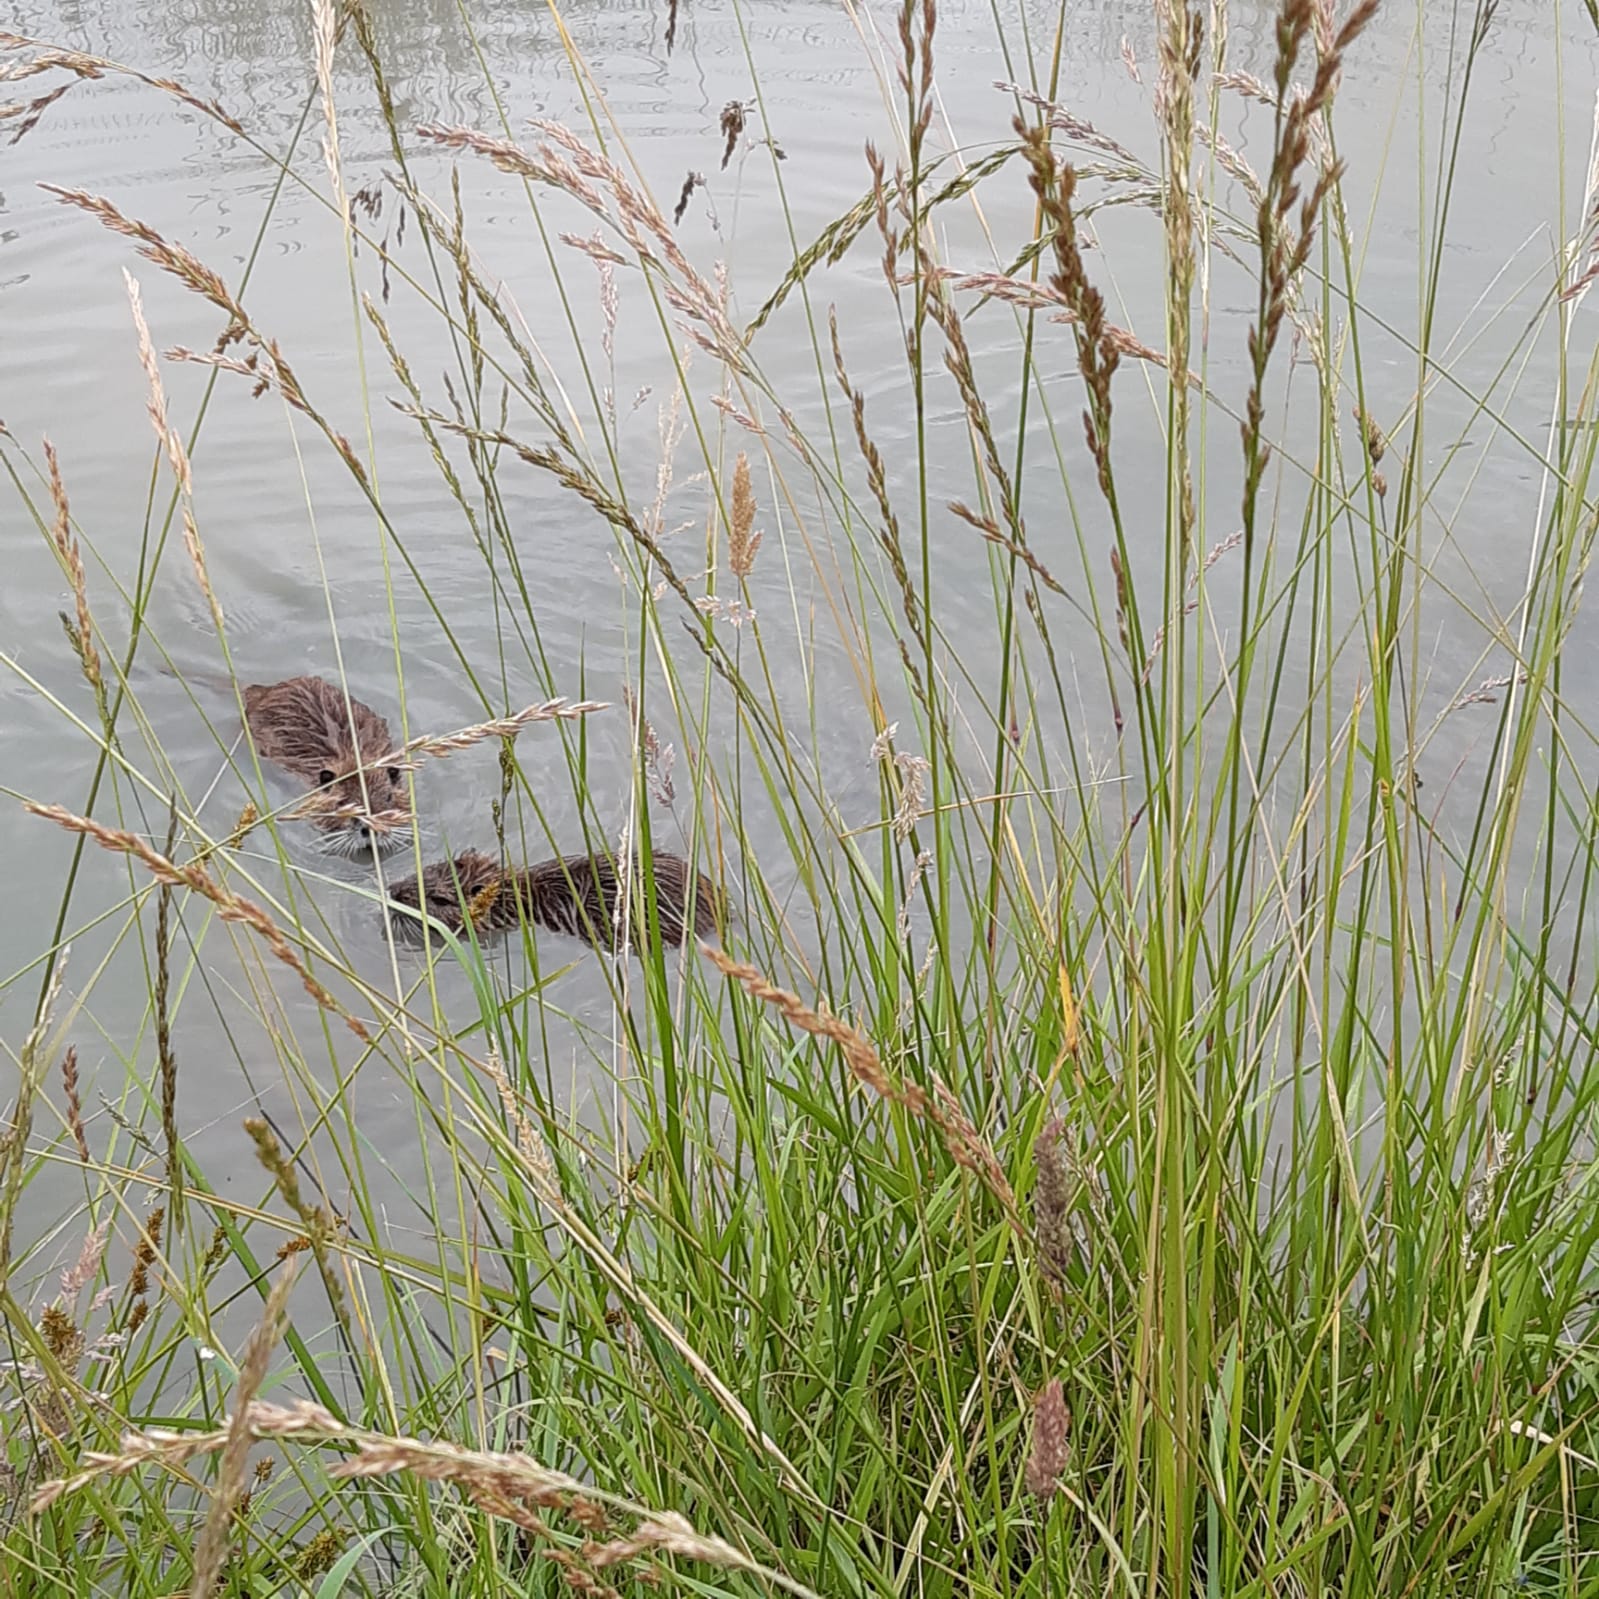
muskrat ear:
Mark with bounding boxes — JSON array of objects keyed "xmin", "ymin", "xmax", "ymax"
[{"xmin": 318, "ymin": 768, "xmax": 336, "ymax": 787}]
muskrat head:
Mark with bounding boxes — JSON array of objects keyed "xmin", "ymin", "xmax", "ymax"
[
  {"xmin": 385, "ymin": 851, "xmax": 503, "ymax": 944},
  {"xmin": 243, "ymin": 677, "xmax": 414, "ymax": 859}
]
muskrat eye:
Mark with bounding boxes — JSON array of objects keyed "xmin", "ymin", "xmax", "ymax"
[
  {"xmin": 318, "ymin": 768, "xmax": 336, "ymax": 787},
  {"xmin": 386, "ymin": 767, "xmax": 402, "ymax": 785}
]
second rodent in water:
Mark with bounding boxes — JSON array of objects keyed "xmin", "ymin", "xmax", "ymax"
[{"xmin": 386, "ymin": 848, "xmax": 720, "ymax": 953}]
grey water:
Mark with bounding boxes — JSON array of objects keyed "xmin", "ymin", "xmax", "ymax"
[{"xmin": 0, "ymin": 0, "xmax": 1590, "ymax": 1298}]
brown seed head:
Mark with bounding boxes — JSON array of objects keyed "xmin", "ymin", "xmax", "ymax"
[
  {"xmin": 1033, "ymin": 1118, "xmax": 1074, "ymax": 1286},
  {"xmin": 39, "ymin": 1303, "xmax": 82, "ymax": 1369},
  {"xmin": 718, "ymin": 100, "xmax": 746, "ymax": 169},
  {"xmin": 729, "ymin": 451, "xmax": 761, "ymax": 578},
  {"xmin": 60, "ymin": 1044, "xmax": 90, "ymax": 1164},
  {"xmin": 42, "ymin": 439, "xmax": 101, "ymax": 701},
  {"xmin": 1024, "ymin": 1378, "xmax": 1069, "ymax": 1500}
]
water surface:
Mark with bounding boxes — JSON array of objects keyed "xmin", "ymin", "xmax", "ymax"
[{"xmin": 1, "ymin": 0, "xmax": 1589, "ymax": 1266}]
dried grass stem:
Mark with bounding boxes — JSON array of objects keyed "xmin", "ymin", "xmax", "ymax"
[{"xmin": 24, "ymin": 804, "xmax": 366, "ymax": 1041}]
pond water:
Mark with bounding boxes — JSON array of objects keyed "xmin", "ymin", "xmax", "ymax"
[{"xmin": 1, "ymin": 0, "xmax": 1590, "ymax": 1272}]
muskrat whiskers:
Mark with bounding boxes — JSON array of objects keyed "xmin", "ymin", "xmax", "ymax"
[
  {"xmin": 383, "ymin": 905, "xmax": 445, "ymax": 948},
  {"xmin": 280, "ymin": 791, "xmax": 414, "ymax": 859},
  {"xmin": 315, "ymin": 820, "xmax": 414, "ymax": 862}
]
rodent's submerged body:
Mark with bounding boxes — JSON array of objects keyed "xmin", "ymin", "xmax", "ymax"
[
  {"xmin": 242, "ymin": 676, "xmax": 412, "ymax": 856},
  {"xmin": 386, "ymin": 848, "xmax": 719, "ymax": 952}
]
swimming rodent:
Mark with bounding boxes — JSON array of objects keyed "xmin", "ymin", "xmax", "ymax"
[
  {"xmin": 386, "ymin": 848, "xmax": 720, "ymax": 953},
  {"xmin": 235, "ymin": 675, "xmax": 413, "ymax": 858}
]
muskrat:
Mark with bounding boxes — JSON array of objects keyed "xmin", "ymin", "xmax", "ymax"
[
  {"xmin": 241, "ymin": 676, "xmax": 413, "ymax": 858},
  {"xmin": 386, "ymin": 848, "xmax": 719, "ymax": 953}
]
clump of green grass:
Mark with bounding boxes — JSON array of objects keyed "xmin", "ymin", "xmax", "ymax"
[{"xmin": 5, "ymin": 0, "xmax": 1599, "ymax": 1593}]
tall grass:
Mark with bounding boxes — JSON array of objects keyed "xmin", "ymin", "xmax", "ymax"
[{"xmin": 4, "ymin": 0, "xmax": 1599, "ymax": 1593}]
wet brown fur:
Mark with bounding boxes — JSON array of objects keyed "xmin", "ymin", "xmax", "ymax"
[
  {"xmin": 242, "ymin": 676, "xmax": 411, "ymax": 851},
  {"xmin": 387, "ymin": 848, "xmax": 720, "ymax": 953}
]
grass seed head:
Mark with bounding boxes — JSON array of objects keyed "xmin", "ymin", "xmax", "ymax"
[
  {"xmin": 1024, "ymin": 1378, "xmax": 1069, "ymax": 1500},
  {"xmin": 1033, "ymin": 1118, "xmax": 1074, "ymax": 1286},
  {"xmin": 729, "ymin": 451, "xmax": 761, "ymax": 577}
]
